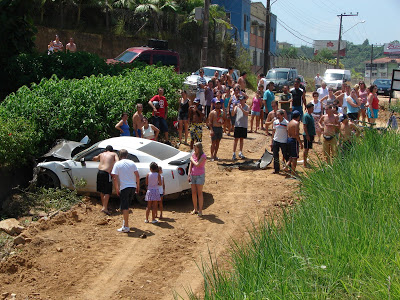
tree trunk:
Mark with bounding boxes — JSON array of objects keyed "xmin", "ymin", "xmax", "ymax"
[
  {"xmin": 77, "ymin": 1, "xmax": 82, "ymax": 27},
  {"xmin": 201, "ymin": 0, "xmax": 210, "ymax": 67},
  {"xmin": 105, "ymin": 5, "xmax": 109, "ymax": 31}
]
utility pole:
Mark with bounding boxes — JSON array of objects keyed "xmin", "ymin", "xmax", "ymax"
[
  {"xmin": 200, "ymin": 0, "xmax": 210, "ymax": 68},
  {"xmin": 370, "ymin": 44, "xmax": 374, "ymax": 85},
  {"xmin": 336, "ymin": 12, "xmax": 358, "ymax": 69},
  {"xmin": 263, "ymin": 0, "xmax": 271, "ymax": 74}
]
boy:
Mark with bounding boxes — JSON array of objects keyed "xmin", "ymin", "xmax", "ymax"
[
  {"xmin": 287, "ymin": 111, "xmax": 303, "ymax": 176},
  {"xmin": 208, "ymin": 100, "xmax": 224, "ymax": 161},
  {"xmin": 303, "ymin": 103, "xmax": 316, "ymax": 168},
  {"xmin": 231, "ymin": 96, "xmax": 249, "ymax": 160}
]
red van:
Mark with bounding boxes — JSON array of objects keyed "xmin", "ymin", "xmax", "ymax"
[{"xmin": 107, "ymin": 41, "xmax": 180, "ymax": 73}]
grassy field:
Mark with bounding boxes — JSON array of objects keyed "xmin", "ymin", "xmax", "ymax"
[{"xmin": 196, "ymin": 130, "xmax": 400, "ymax": 299}]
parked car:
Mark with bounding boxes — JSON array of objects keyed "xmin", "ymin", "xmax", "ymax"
[
  {"xmin": 373, "ymin": 78, "xmax": 392, "ymax": 96},
  {"xmin": 107, "ymin": 39, "xmax": 180, "ymax": 72},
  {"xmin": 35, "ymin": 137, "xmax": 191, "ymax": 204},
  {"xmin": 183, "ymin": 66, "xmax": 239, "ymax": 94},
  {"xmin": 265, "ymin": 67, "xmax": 298, "ymax": 92},
  {"xmin": 324, "ymin": 69, "xmax": 351, "ymax": 91}
]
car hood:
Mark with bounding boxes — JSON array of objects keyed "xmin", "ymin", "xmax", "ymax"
[
  {"xmin": 184, "ymin": 75, "xmax": 212, "ymax": 85},
  {"xmin": 167, "ymin": 152, "xmax": 192, "ymax": 165},
  {"xmin": 40, "ymin": 136, "xmax": 90, "ymax": 161}
]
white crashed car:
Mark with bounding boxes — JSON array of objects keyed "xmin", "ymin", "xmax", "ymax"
[{"xmin": 35, "ymin": 137, "xmax": 191, "ymax": 204}]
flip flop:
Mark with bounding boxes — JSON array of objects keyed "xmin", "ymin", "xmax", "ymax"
[
  {"xmin": 101, "ymin": 210, "xmax": 111, "ymax": 216},
  {"xmin": 190, "ymin": 210, "xmax": 198, "ymax": 215}
]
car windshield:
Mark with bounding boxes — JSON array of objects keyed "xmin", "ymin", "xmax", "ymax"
[
  {"xmin": 375, "ymin": 79, "xmax": 391, "ymax": 85},
  {"xmin": 194, "ymin": 68, "xmax": 223, "ymax": 78},
  {"xmin": 137, "ymin": 143, "xmax": 180, "ymax": 160},
  {"xmin": 266, "ymin": 71, "xmax": 288, "ymax": 80},
  {"xmin": 325, "ymin": 73, "xmax": 344, "ymax": 81},
  {"xmin": 115, "ymin": 50, "xmax": 139, "ymax": 63},
  {"xmin": 73, "ymin": 142, "xmax": 101, "ymax": 160}
]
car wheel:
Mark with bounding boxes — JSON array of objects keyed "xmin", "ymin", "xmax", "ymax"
[
  {"xmin": 37, "ymin": 169, "xmax": 61, "ymax": 189},
  {"xmin": 135, "ymin": 178, "xmax": 147, "ymax": 206}
]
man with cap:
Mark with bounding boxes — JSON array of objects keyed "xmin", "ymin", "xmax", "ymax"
[
  {"xmin": 189, "ymin": 98, "xmax": 205, "ymax": 150},
  {"xmin": 287, "ymin": 110, "xmax": 303, "ymax": 176},
  {"xmin": 93, "ymin": 145, "xmax": 119, "ymax": 215},
  {"xmin": 208, "ymin": 99, "xmax": 224, "ymax": 161},
  {"xmin": 303, "ymin": 103, "xmax": 316, "ymax": 168}
]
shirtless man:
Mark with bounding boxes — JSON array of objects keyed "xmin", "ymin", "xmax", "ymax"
[
  {"xmin": 287, "ymin": 110, "xmax": 303, "ymax": 176},
  {"xmin": 265, "ymin": 100, "xmax": 288, "ymax": 131},
  {"xmin": 237, "ymin": 71, "xmax": 247, "ymax": 93},
  {"xmin": 66, "ymin": 37, "xmax": 77, "ymax": 52},
  {"xmin": 226, "ymin": 67, "xmax": 235, "ymax": 88},
  {"xmin": 208, "ymin": 100, "xmax": 224, "ymax": 161},
  {"xmin": 339, "ymin": 114, "xmax": 360, "ymax": 153},
  {"xmin": 93, "ymin": 145, "xmax": 119, "ymax": 215},
  {"xmin": 189, "ymin": 98, "xmax": 205, "ymax": 150},
  {"xmin": 132, "ymin": 103, "xmax": 144, "ymax": 137},
  {"xmin": 319, "ymin": 105, "xmax": 340, "ymax": 163}
]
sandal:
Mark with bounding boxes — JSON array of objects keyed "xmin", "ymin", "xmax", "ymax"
[{"xmin": 190, "ymin": 210, "xmax": 198, "ymax": 215}]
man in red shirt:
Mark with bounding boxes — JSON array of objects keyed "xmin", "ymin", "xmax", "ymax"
[{"xmin": 148, "ymin": 87, "xmax": 169, "ymax": 142}]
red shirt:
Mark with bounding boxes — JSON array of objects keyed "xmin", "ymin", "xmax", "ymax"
[{"xmin": 150, "ymin": 95, "xmax": 168, "ymax": 119}]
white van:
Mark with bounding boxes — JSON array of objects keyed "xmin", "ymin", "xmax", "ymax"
[{"xmin": 323, "ymin": 69, "xmax": 351, "ymax": 91}]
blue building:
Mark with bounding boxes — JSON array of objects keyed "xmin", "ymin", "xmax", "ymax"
[{"xmin": 211, "ymin": 0, "xmax": 251, "ymax": 49}]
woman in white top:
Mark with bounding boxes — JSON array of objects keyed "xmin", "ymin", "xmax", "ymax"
[
  {"xmin": 311, "ymin": 91, "xmax": 323, "ymax": 143},
  {"xmin": 142, "ymin": 117, "xmax": 160, "ymax": 140}
]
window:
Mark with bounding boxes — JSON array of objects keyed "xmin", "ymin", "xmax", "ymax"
[
  {"xmin": 127, "ymin": 153, "xmax": 139, "ymax": 163},
  {"xmin": 253, "ymin": 51, "xmax": 257, "ymax": 65},
  {"xmin": 153, "ymin": 54, "xmax": 178, "ymax": 67},
  {"xmin": 260, "ymin": 52, "xmax": 264, "ymax": 66},
  {"xmin": 136, "ymin": 53, "xmax": 151, "ymax": 64},
  {"xmin": 137, "ymin": 143, "xmax": 180, "ymax": 161},
  {"xmin": 115, "ymin": 51, "xmax": 139, "ymax": 63},
  {"xmin": 244, "ymin": 14, "xmax": 247, "ymax": 31}
]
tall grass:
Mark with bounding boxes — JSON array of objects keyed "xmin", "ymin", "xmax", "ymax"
[{"xmin": 197, "ymin": 130, "xmax": 400, "ymax": 299}]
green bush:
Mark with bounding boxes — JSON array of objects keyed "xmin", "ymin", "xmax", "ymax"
[
  {"xmin": 0, "ymin": 116, "xmax": 39, "ymax": 166},
  {"xmin": 0, "ymin": 66, "xmax": 186, "ymax": 165},
  {"xmin": 1, "ymin": 51, "xmax": 135, "ymax": 99}
]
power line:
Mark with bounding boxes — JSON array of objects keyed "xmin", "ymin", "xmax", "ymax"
[
  {"xmin": 276, "ymin": 17, "xmax": 314, "ymax": 41},
  {"xmin": 276, "ymin": 19, "xmax": 314, "ymax": 45}
]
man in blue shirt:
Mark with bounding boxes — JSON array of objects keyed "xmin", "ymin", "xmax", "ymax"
[{"xmin": 263, "ymin": 81, "xmax": 275, "ymax": 134}]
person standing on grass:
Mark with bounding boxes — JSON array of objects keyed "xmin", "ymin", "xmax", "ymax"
[
  {"xmin": 231, "ymin": 96, "xmax": 249, "ymax": 160},
  {"xmin": 271, "ymin": 109, "xmax": 289, "ymax": 174},
  {"xmin": 132, "ymin": 103, "xmax": 144, "ymax": 137},
  {"xmin": 319, "ymin": 105, "xmax": 340, "ymax": 163},
  {"xmin": 157, "ymin": 166, "xmax": 165, "ymax": 219},
  {"xmin": 208, "ymin": 99, "xmax": 224, "ymax": 161},
  {"xmin": 148, "ymin": 87, "xmax": 169, "ymax": 142},
  {"xmin": 111, "ymin": 149, "xmax": 140, "ymax": 233},
  {"xmin": 188, "ymin": 142, "xmax": 206, "ymax": 217},
  {"xmin": 144, "ymin": 162, "xmax": 161, "ymax": 224},
  {"xmin": 367, "ymin": 85, "xmax": 380, "ymax": 125},
  {"xmin": 93, "ymin": 145, "xmax": 119, "ymax": 215},
  {"xmin": 287, "ymin": 111, "xmax": 303, "ymax": 176},
  {"xmin": 115, "ymin": 112, "xmax": 130, "ymax": 136},
  {"xmin": 189, "ymin": 98, "xmax": 204, "ymax": 150},
  {"xmin": 279, "ymin": 85, "xmax": 292, "ymax": 121},
  {"xmin": 339, "ymin": 114, "xmax": 361, "ymax": 153},
  {"xmin": 249, "ymin": 90, "xmax": 262, "ymax": 133},
  {"xmin": 303, "ymin": 103, "xmax": 316, "ymax": 168},
  {"xmin": 263, "ymin": 81, "xmax": 275, "ymax": 134},
  {"xmin": 178, "ymin": 90, "xmax": 190, "ymax": 145}
]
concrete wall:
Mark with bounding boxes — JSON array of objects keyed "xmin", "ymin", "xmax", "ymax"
[
  {"xmin": 272, "ymin": 56, "xmax": 333, "ymax": 79},
  {"xmin": 35, "ymin": 26, "xmax": 224, "ymax": 72}
]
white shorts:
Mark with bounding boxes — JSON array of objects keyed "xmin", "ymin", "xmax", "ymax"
[{"xmin": 196, "ymin": 91, "xmax": 206, "ymax": 106}]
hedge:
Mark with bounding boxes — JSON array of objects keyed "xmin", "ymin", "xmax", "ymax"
[{"xmin": 0, "ymin": 65, "xmax": 186, "ymax": 166}]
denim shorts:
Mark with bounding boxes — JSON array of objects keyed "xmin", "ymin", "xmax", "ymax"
[
  {"xmin": 191, "ymin": 173, "xmax": 205, "ymax": 185},
  {"xmin": 251, "ymin": 110, "xmax": 260, "ymax": 116}
]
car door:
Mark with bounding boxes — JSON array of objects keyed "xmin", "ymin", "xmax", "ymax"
[{"xmin": 69, "ymin": 148, "xmax": 104, "ymax": 192}]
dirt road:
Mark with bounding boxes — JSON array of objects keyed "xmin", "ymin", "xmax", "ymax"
[{"xmin": 0, "ymin": 94, "xmax": 392, "ymax": 299}]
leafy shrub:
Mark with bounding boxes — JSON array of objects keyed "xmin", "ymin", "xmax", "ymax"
[
  {"xmin": 0, "ymin": 66, "xmax": 186, "ymax": 165},
  {"xmin": 0, "ymin": 116, "xmax": 39, "ymax": 166},
  {"xmin": 1, "ymin": 51, "xmax": 138, "ymax": 99}
]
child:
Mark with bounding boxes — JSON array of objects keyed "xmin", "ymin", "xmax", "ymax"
[
  {"xmin": 223, "ymin": 87, "xmax": 231, "ymax": 135},
  {"xmin": 145, "ymin": 162, "xmax": 161, "ymax": 224},
  {"xmin": 157, "ymin": 166, "xmax": 165, "ymax": 219},
  {"xmin": 249, "ymin": 90, "xmax": 262, "ymax": 133}
]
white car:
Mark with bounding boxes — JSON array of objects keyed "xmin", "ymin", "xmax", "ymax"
[
  {"xmin": 35, "ymin": 137, "xmax": 191, "ymax": 204},
  {"xmin": 183, "ymin": 66, "xmax": 239, "ymax": 93}
]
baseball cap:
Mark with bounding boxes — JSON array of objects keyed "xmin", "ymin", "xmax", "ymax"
[
  {"xmin": 215, "ymin": 99, "xmax": 221, "ymax": 104},
  {"xmin": 292, "ymin": 110, "xmax": 301, "ymax": 119},
  {"xmin": 194, "ymin": 98, "xmax": 200, "ymax": 103}
]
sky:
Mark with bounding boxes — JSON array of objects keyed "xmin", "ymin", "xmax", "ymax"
[{"xmin": 252, "ymin": 0, "xmax": 399, "ymax": 47}]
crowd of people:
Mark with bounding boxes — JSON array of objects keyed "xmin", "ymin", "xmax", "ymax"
[
  {"xmin": 97, "ymin": 68, "xmax": 382, "ymax": 231},
  {"xmin": 48, "ymin": 34, "xmax": 77, "ymax": 54}
]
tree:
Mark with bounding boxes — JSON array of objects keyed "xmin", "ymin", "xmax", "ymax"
[
  {"xmin": 280, "ymin": 47, "xmax": 298, "ymax": 58},
  {"xmin": 314, "ymin": 48, "xmax": 334, "ymax": 61}
]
